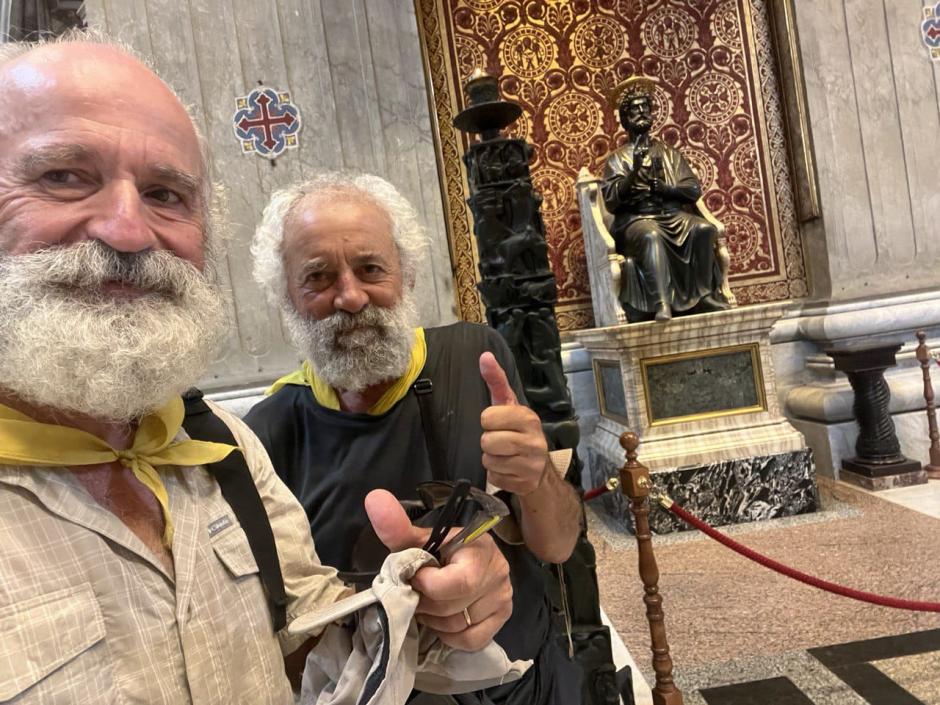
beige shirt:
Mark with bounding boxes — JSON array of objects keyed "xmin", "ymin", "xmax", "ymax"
[{"xmin": 0, "ymin": 402, "xmax": 349, "ymax": 704}]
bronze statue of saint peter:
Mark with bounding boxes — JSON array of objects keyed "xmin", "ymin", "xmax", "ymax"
[{"xmin": 602, "ymin": 76, "xmax": 730, "ymax": 322}]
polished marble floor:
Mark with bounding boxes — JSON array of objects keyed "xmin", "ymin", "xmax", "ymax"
[
  {"xmin": 874, "ymin": 479, "xmax": 940, "ymax": 520},
  {"xmin": 692, "ymin": 629, "xmax": 940, "ymax": 705},
  {"xmin": 594, "ymin": 477, "xmax": 940, "ymax": 704}
]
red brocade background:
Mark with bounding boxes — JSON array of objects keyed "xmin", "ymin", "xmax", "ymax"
[{"xmin": 417, "ymin": 0, "xmax": 808, "ymax": 330}]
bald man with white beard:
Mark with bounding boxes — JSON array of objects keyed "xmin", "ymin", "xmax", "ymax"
[{"xmin": 0, "ymin": 34, "xmax": 515, "ymax": 704}]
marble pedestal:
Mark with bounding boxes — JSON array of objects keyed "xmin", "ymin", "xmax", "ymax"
[{"xmin": 576, "ymin": 303, "xmax": 817, "ymax": 534}]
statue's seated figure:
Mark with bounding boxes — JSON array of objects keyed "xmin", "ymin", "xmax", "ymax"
[{"xmin": 585, "ymin": 76, "xmax": 734, "ymax": 324}]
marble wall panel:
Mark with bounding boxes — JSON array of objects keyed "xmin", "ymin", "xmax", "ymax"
[
  {"xmin": 793, "ymin": 0, "xmax": 940, "ymax": 300},
  {"xmin": 0, "ymin": 2, "xmax": 10, "ymax": 39}
]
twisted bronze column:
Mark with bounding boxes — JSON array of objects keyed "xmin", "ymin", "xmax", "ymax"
[{"xmin": 826, "ymin": 343, "xmax": 922, "ymax": 487}]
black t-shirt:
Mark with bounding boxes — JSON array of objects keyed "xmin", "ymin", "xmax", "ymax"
[{"xmin": 245, "ymin": 322, "xmax": 550, "ymax": 662}]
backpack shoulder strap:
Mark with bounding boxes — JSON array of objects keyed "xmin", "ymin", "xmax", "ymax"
[
  {"xmin": 181, "ymin": 388, "xmax": 288, "ymax": 632},
  {"xmin": 412, "ymin": 378, "xmax": 449, "ymax": 482}
]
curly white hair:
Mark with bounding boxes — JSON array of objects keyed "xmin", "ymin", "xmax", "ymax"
[{"xmin": 252, "ymin": 172, "xmax": 429, "ymax": 310}]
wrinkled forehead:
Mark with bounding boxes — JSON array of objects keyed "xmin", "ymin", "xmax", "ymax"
[
  {"xmin": 289, "ymin": 190, "xmax": 394, "ymax": 238},
  {"xmin": 0, "ymin": 43, "xmax": 202, "ymax": 172}
]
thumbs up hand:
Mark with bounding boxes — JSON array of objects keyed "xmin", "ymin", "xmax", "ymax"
[{"xmin": 479, "ymin": 352, "xmax": 550, "ymax": 497}]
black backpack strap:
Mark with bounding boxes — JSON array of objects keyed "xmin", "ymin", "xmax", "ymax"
[
  {"xmin": 412, "ymin": 378, "xmax": 449, "ymax": 482},
  {"xmin": 181, "ymin": 388, "xmax": 288, "ymax": 632}
]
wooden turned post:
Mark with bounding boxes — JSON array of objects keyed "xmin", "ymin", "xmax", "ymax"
[
  {"xmin": 619, "ymin": 432, "xmax": 683, "ymax": 705},
  {"xmin": 915, "ymin": 331, "xmax": 940, "ymax": 479}
]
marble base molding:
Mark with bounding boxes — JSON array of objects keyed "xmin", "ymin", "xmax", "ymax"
[
  {"xmin": 840, "ymin": 466, "xmax": 928, "ymax": 492},
  {"xmin": 589, "ymin": 448, "xmax": 817, "ymax": 535},
  {"xmin": 575, "ymin": 303, "xmax": 808, "ymax": 472},
  {"xmin": 791, "ymin": 409, "xmax": 939, "ymax": 479}
]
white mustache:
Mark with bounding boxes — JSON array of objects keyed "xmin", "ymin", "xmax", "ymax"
[{"xmin": 12, "ymin": 241, "xmax": 200, "ymax": 300}]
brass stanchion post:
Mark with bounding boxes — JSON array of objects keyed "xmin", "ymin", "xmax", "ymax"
[
  {"xmin": 916, "ymin": 331, "xmax": 940, "ymax": 479},
  {"xmin": 619, "ymin": 432, "xmax": 683, "ymax": 705}
]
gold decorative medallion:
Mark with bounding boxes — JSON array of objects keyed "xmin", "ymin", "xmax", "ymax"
[
  {"xmin": 572, "ymin": 15, "xmax": 626, "ymax": 69},
  {"xmin": 686, "ymin": 71, "xmax": 742, "ymax": 125},
  {"xmin": 642, "ymin": 5, "xmax": 698, "ymax": 59},
  {"xmin": 501, "ymin": 26, "xmax": 556, "ymax": 79}
]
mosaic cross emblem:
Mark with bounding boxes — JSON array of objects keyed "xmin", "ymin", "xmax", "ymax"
[
  {"xmin": 232, "ymin": 87, "xmax": 301, "ymax": 159},
  {"xmin": 922, "ymin": 2, "xmax": 940, "ymax": 60}
]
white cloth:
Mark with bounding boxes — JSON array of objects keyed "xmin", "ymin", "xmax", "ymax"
[{"xmin": 294, "ymin": 549, "xmax": 531, "ymax": 705}]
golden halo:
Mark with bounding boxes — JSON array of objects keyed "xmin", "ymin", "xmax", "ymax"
[{"xmin": 608, "ymin": 75, "xmax": 657, "ymax": 109}]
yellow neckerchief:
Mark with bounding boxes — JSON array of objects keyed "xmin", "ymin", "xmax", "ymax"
[
  {"xmin": 267, "ymin": 328, "xmax": 427, "ymax": 415},
  {"xmin": 0, "ymin": 397, "xmax": 238, "ymax": 547}
]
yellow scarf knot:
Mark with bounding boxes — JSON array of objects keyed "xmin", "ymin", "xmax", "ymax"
[{"xmin": 0, "ymin": 397, "xmax": 239, "ymax": 547}]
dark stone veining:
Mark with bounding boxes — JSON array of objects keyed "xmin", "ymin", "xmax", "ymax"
[{"xmin": 588, "ymin": 448, "xmax": 818, "ymax": 534}]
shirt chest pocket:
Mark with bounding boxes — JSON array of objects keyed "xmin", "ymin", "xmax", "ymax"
[
  {"xmin": 212, "ymin": 526, "xmax": 260, "ymax": 580},
  {"xmin": 204, "ymin": 527, "xmax": 275, "ymax": 664},
  {"xmin": 0, "ymin": 583, "xmax": 118, "ymax": 703}
]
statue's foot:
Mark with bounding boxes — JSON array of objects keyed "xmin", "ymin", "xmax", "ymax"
[
  {"xmin": 654, "ymin": 303, "xmax": 672, "ymax": 323},
  {"xmin": 698, "ymin": 294, "xmax": 732, "ymax": 313}
]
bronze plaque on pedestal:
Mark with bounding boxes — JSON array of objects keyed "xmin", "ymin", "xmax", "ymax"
[{"xmin": 641, "ymin": 343, "xmax": 766, "ymax": 425}]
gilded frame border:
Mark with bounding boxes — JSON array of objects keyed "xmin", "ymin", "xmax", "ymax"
[
  {"xmin": 592, "ymin": 358, "xmax": 630, "ymax": 426},
  {"xmin": 639, "ymin": 343, "xmax": 767, "ymax": 427},
  {"xmin": 414, "ymin": 0, "xmax": 484, "ymax": 323},
  {"xmin": 767, "ymin": 0, "xmax": 821, "ymax": 222}
]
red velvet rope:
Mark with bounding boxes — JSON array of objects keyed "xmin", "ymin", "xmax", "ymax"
[
  {"xmin": 583, "ymin": 486, "xmax": 611, "ymax": 502},
  {"xmin": 667, "ymin": 501, "xmax": 940, "ymax": 612}
]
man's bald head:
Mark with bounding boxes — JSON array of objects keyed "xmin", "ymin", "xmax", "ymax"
[
  {"xmin": 0, "ymin": 34, "xmax": 207, "ymax": 182},
  {"xmin": 3, "ymin": 42, "xmax": 193, "ymax": 141}
]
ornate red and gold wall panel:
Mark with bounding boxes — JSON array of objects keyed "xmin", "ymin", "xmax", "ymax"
[{"xmin": 416, "ymin": 0, "xmax": 809, "ymax": 331}]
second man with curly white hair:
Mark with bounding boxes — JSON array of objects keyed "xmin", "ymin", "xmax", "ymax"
[{"xmin": 245, "ymin": 172, "xmax": 583, "ymax": 704}]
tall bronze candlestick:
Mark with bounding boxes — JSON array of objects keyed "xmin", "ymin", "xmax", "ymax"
[{"xmin": 454, "ymin": 70, "xmax": 621, "ymax": 705}]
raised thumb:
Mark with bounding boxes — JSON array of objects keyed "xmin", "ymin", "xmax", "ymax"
[
  {"xmin": 364, "ymin": 489, "xmax": 426, "ymax": 552},
  {"xmin": 480, "ymin": 351, "xmax": 518, "ymax": 406}
]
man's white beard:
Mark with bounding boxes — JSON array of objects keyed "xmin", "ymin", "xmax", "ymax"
[
  {"xmin": 285, "ymin": 290, "xmax": 418, "ymax": 394},
  {"xmin": 0, "ymin": 241, "xmax": 227, "ymax": 422}
]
